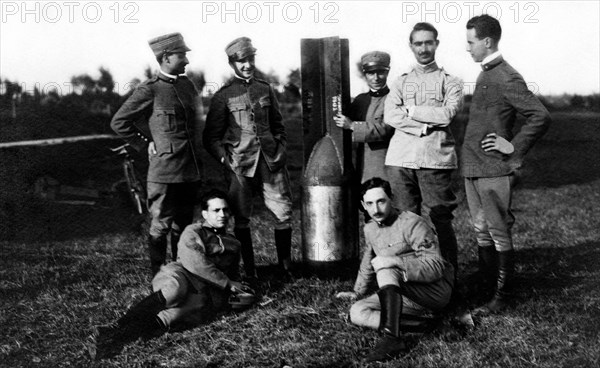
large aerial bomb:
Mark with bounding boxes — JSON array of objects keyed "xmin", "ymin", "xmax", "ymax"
[{"xmin": 300, "ymin": 37, "xmax": 358, "ymax": 277}]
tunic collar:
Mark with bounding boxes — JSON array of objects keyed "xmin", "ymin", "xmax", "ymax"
[
  {"xmin": 481, "ymin": 52, "xmax": 504, "ymax": 71},
  {"xmin": 159, "ymin": 70, "xmax": 179, "ymax": 83},
  {"xmin": 202, "ymin": 223, "xmax": 227, "ymax": 235},
  {"xmin": 234, "ymin": 74, "xmax": 254, "ymax": 84},
  {"xmin": 370, "ymin": 85, "xmax": 389, "ymax": 97},
  {"xmin": 375, "ymin": 208, "xmax": 399, "ymax": 227},
  {"xmin": 414, "ymin": 60, "xmax": 439, "ymax": 74}
]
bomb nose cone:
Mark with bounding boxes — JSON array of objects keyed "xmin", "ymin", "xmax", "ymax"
[{"xmin": 303, "ymin": 134, "xmax": 344, "ymax": 186}]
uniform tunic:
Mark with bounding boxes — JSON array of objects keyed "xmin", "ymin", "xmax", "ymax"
[
  {"xmin": 111, "ymin": 73, "xmax": 203, "ymax": 183},
  {"xmin": 203, "ymin": 77, "xmax": 292, "ymax": 229},
  {"xmin": 348, "ymin": 209, "xmax": 454, "ymax": 329},
  {"xmin": 461, "ymin": 56, "xmax": 551, "ymax": 178},
  {"xmin": 153, "ymin": 223, "xmax": 241, "ymax": 327},
  {"xmin": 461, "ymin": 55, "xmax": 551, "ymax": 251},
  {"xmin": 349, "ymin": 87, "xmax": 395, "ymax": 183},
  {"xmin": 203, "ymin": 77, "xmax": 287, "ymax": 177}
]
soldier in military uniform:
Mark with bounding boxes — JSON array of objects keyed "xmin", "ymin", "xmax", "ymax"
[
  {"xmin": 336, "ymin": 178, "xmax": 454, "ymax": 362},
  {"xmin": 333, "ymin": 51, "xmax": 398, "ymax": 222},
  {"xmin": 203, "ymin": 37, "xmax": 293, "ymax": 280},
  {"xmin": 384, "ymin": 23, "xmax": 464, "ymax": 276},
  {"xmin": 333, "ymin": 51, "xmax": 395, "ymax": 184},
  {"xmin": 95, "ymin": 189, "xmax": 251, "ymax": 359},
  {"xmin": 111, "ymin": 32, "xmax": 203, "ymax": 275}
]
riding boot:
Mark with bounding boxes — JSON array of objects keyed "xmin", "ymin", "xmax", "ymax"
[
  {"xmin": 433, "ymin": 220, "xmax": 459, "ymax": 277},
  {"xmin": 235, "ymin": 228, "xmax": 256, "ymax": 279},
  {"xmin": 474, "ymin": 249, "xmax": 514, "ymax": 315},
  {"xmin": 170, "ymin": 233, "xmax": 180, "ymax": 262},
  {"xmin": 274, "ymin": 228, "xmax": 292, "ymax": 272},
  {"xmin": 114, "ymin": 291, "xmax": 167, "ymax": 341},
  {"xmin": 484, "ymin": 249, "xmax": 514, "ymax": 313},
  {"xmin": 478, "ymin": 245, "xmax": 499, "ymax": 299},
  {"xmin": 117, "ymin": 291, "xmax": 167, "ymax": 328},
  {"xmin": 148, "ymin": 235, "xmax": 167, "ymax": 276},
  {"xmin": 365, "ymin": 285, "xmax": 407, "ymax": 362}
]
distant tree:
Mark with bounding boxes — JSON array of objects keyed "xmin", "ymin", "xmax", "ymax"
[
  {"xmin": 97, "ymin": 67, "xmax": 115, "ymax": 94},
  {"xmin": 570, "ymin": 94, "xmax": 584, "ymax": 109},
  {"xmin": 186, "ymin": 70, "xmax": 206, "ymax": 93},
  {"xmin": 282, "ymin": 68, "xmax": 301, "ymax": 102},
  {"xmin": 71, "ymin": 74, "xmax": 97, "ymax": 95},
  {"xmin": 586, "ymin": 94, "xmax": 600, "ymax": 112},
  {"xmin": 254, "ymin": 68, "xmax": 280, "ymax": 86},
  {"xmin": 144, "ymin": 66, "xmax": 153, "ymax": 79}
]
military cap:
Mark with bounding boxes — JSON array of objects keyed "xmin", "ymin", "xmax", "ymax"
[
  {"xmin": 361, "ymin": 51, "xmax": 391, "ymax": 72},
  {"xmin": 225, "ymin": 37, "xmax": 257, "ymax": 61},
  {"xmin": 148, "ymin": 32, "xmax": 191, "ymax": 57}
]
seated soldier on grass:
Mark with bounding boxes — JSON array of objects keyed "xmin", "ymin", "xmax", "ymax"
[
  {"xmin": 336, "ymin": 177, "xmax": 454, "ymax": 362},
  {"xmin": 95, "ymin": 189, "xmax": 254, "ymax": 359}
]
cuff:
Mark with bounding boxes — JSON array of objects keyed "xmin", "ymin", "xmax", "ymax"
[{"xmin": 352, "ymin": 121, "xmax": 367, "ymax": 142}]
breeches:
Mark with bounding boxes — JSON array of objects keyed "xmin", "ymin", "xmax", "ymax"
[
  {"xmin": 147, "ymin": 181, "xmax": 198, "ymax": 238},
  {"xmin": 349, "ymin": 268, "xmax": 453, "ymax": 330},
  {"xmin": 464, "ymin": 176, "xmax": 515, "ymax": 252},
  {"xmin": 152, "ymin": 263, "xmax": 211, "ymax": 328},
  {"xmin": 228, "ymin": 156, "xmax": 293, "ymax": 230}
]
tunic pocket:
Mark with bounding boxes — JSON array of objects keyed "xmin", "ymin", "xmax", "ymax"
[
  {"xmin": 156, "ymin": 109, "xmax": 177, "ymax": 133},
  {"xmin": 227, "ymin": 102, "xmax": 248, "ymax": 128}
]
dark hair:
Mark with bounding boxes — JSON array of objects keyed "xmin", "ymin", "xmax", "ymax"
[
  {"xmin": 409, "ymin": 22, "xmax": 438, "ymax": 43},
  {"xmin": 360, "ymin": 177, "xmax": 394, "ymax": 199},
  {"xmin": 466, "ymin": 14, "xmax": 502, "ymax": 43},
  {"xmin": 200, "ymin": 188, "xmax": 228, "ymax": 210},
  {"xmin": 156, "ymin": 52, "xmax": 171, "ymax": 64}
]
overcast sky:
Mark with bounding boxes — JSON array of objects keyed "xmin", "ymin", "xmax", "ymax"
[{"xmin": 1, "ymin": 0, "xmax": 599, "ymax": 97}]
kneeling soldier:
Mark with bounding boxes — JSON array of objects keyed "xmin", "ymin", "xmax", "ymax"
[{"xmin": 336, "ymin": 178, "xmax": 454, "ymax": 362}]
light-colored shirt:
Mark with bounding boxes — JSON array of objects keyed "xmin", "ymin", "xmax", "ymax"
[{"xmin": 384, "ymin": 61, "xmax": 463, "ymax": 169}]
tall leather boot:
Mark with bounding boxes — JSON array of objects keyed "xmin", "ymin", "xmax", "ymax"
[
  {"xmin": 148, "ymin": 235, "xmax": 167, "ymax": 276},
  {"xmin": 474, "ymin": 249, "xmax": 514, "ymax": 315},
  {"xmin": 478, "ymin": 245, "xmax": 499, "ymax": 299},
  {"xmin": 274, "ymin": 228, "xmax": 292, "ymax": 272},
  {"xmin": 235, "ymin": 228, "xmax": 256, "ymax": 279},
  {"xmin": 365, "ymin": 285, "xmax": 407, "ymax": 362},
  {"xmin": 432, "ymin": 220, "xmax": 459, "ymax": 277},
  {"xmin": 117, "ymin": 291, "xmax": 167, "ymax": 328},
  {"xmin": 96, "ymin": 291, "xmax": 167, "ymax": 359},
  {"xmin": 170, "ymin": 233, "xmax": 180, "ymax": 262}
]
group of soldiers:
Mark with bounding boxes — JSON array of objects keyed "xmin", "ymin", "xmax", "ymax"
[{"xmin": 99, "ymin": 13, "xmax": 551, "ymax": 363}]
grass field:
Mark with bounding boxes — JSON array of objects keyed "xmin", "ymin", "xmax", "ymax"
[{"xmin": 1, "ymin": 110, "xmax": 599, "ymax": 367}]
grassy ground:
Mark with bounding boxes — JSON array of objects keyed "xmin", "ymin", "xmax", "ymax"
[{"xmin": 1, "ymin": 111, "xmax": 599, "ymax": 367}]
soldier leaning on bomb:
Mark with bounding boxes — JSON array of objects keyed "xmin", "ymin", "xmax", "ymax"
[
  {"xmin": 111, "ymin": 32, "xmax": 203, "ymax": 276},
  {"xmin": 203, "ymin": 37, "xmax": 294, "ymax": 281},
  {"xmin": 333, "ymin": 51, "xmax": 402, "ymax": 223}
]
